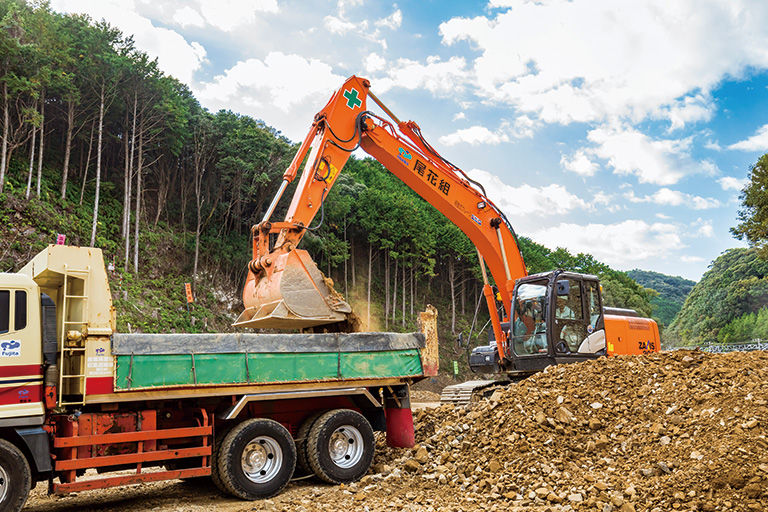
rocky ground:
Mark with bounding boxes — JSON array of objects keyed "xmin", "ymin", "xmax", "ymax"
[{"xmin": 26, "ymin": 350, "xmax": 768, "ymax": 511}]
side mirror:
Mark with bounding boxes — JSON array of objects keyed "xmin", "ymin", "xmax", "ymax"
[
  {"xmin": 555, "ymin": 341, "xmax": 569, "ymax": 353},
  {"xmin": 556, "ymin": 280, "xmax": 570, "ymax": 296}
]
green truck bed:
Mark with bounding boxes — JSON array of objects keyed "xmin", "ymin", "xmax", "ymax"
[{"xmin": 111, "ymin": 332, "xmax": 426, "ymax": 391}]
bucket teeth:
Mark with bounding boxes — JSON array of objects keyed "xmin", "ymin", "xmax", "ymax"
[{"xmin": 238, "ymin": 249, "xmax": 353, "ymax": 330}]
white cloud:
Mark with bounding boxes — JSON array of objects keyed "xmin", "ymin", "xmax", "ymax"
[
  {"xmin": 718, "ymin": 176, "xmax": 748, "ymax": 191},
  {"xmin": 704, "ymin": 140, "xmax": 722, "ymax": 151},
  {"xmin": 560, "ymin": 150, "xmax": 598, "ymax": 177},
  {"xmin": 375, "ymin": 56, "xmax": 468, "ymax": 95},
  {"xmin": 439, "ymin": 116, "xmax": 537, "ymax": 145},
  {"xmin": 452, "ymin": 112, "xmax": 466, "ymax": 121},
  {"xmin": 511, "ymin": 115, "xmax": 537, "ymax": 138},
  {"xmin": 625, "ymin": 188, "xmax": 720, "ymax": 210},
  {"xmin": 728, "ymin": 124, "xmax": 768, "ymax": 151},
  {"xmin": 694, "ymin": 218, "xmax": 715, "ymax": 238},
  {"xmin": 655, "ymin": 94, "xmax": 714, "ymax": 131},
  {"xmin": 530, "ymin": 220, "xmax": 684, "ymax": 267},
  {"xmin": 440, "ymin": 126, "xmax": 508, "ymax": 146},
  {"xmin": 364, "ymin": 53, "xmax": 386, "ymax": 73},
  {"xmin": 468, "ymin": 169, "xmax": 590, "ymax": 218},
  {"xmin": 51, "ymin": 0, "xmax": 206, "ymax": 84},
  {"xmin": 171, "ymin": 6, "xmax": 204, "ymax": 28},
  {"xmin": 324, "ymin": 15, "xmax": 365, "ymax": 35},
  {"xmin": 585, "ymin": 125, "xmax": 717, "ymax": 185},
  {"xmin": 681, "ymin": 255, "xmax": 705, "ymax": 263},
  {"xmin": 439, "ymin": 1, "xmax": 768, "ymax": 127},
  {"xmin": 375, "ymin": 8, "xmax": 402, "ymax": 30},
  {"xmin": 194, "ymin": 52, "xmax": 344, "ymax": 140},
  {"xmin": 197, "ymin": 0, "xmax": 278, "ymax": 31}
]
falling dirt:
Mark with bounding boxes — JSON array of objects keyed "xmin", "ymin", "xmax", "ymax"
[{"xmin": 27, "ymin": 349, "xmax": 768, "ymax": 511}]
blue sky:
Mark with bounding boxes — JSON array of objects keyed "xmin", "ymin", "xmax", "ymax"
[{"xmin": 51, "ymin": 0, "xmax": 768, "ymax": 281}]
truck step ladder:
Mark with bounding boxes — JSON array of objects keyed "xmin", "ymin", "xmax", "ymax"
[{"xmin": 58, "ymin": 264, "xmax": 90, "ymax": 407}]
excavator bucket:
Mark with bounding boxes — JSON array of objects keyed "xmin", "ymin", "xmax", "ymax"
[{"xmin": 236, "ymin": 249, "xmax": 353, "ymax": 330}]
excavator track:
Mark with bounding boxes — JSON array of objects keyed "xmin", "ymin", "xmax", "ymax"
[{"xmin": 439, "ymin": 380, "xmax": 506, "ymax": 405}]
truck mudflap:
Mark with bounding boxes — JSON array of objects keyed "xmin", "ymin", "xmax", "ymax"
[{"xmin": 15, "ymin": 426, "xmax": 51, "ymax": 473}]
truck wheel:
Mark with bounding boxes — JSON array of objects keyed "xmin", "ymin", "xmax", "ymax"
[
  {"xmin": 0, "ymin": 439, "xmax": 31, "ymax": 512},
  {"xmin": 306, "ymin": 409, "xmax": 374, "ymax": 484},
  {"xmin": 296, "ymin": 411, "xmax": 324, "ymax": 474},
  {"xmin": 217, "ymin": 418, "xmax": 296, "ymax": 499}
]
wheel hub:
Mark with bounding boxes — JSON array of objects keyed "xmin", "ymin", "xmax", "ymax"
[
  {"xmin": 328, "ymin": 426, "xmax": 364, "ymax": 469},
  {"xmin": 241, "ymin": 436, "xmax": 283, "ymax": 484},
  {"xmin": 0, "ymin": 463, "xmax": 7, "ymax": 502}
]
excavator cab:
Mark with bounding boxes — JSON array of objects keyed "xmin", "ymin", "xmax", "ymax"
[{"xmin": 470, "ymin": 270, "xmax": 607, "ymax": 376}]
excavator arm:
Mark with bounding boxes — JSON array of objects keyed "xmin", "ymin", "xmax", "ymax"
[{"xmin": 237, "ymin": 76, "xmax": 527, "ymax": 365}]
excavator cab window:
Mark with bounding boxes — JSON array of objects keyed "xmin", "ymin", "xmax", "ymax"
[
  {"xmin": 511, "ymin": 281, "xmax": 548, "ymax": 356},
  {"xmin": 553, "ymin": 278, "xmax": 586, "ymax": 352},
  {"xmin": 577, "ymin": 280, "xmax": 607, "ymax": 354}
]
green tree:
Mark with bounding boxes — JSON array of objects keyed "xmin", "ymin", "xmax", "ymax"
[{"xmin": 732, "ymin": 153, "xmax": 768, "ymax": 254}]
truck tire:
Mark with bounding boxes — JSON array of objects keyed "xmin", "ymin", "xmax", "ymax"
[
  {"xmin": 0, "ymin": 438, "xmax": 31, "ymax": 512},
  {"xmin": 306, "ymin": 409, "xmax": 374, "ymax": 484},
  {"xmin": 295, "ymin": 411, "xmax": 324, "ymax": 474},
  {"xmin": 210, "ymin": 424, "xmax": 232, "ymax": 493},
  {"xmin": 217, "ymin": 418, "xmax": 296, "ymax": 499}
]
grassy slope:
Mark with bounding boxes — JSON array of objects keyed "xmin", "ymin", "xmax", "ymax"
[{"xmin": 1, "ymin": 161, "xmax": 485, "ymax": 379}]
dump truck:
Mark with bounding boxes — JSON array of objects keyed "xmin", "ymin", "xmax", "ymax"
[{"xmin": 0, "ymin": 244, "xmax": 438, "ymax": 512}]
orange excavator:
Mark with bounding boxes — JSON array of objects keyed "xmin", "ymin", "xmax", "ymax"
[{"xmin": 236, "ymin": 76, "xmax": 659, "ymax": 391}]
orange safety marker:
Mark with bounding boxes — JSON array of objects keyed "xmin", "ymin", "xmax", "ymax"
[{"xmin": 185, "ymin": 283, "xmax": 194, "ymax": 303}]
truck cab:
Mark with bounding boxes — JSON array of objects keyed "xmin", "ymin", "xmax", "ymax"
[
  {"xmin": 469, "ymin": 270, "xmax": 660, "ymax": 376},
  {"xmin": 0, "ymin": 273, "xmax": 44, "ymax": 423}
]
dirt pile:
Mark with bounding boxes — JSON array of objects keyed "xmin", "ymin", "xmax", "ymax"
[
  {"xmin": 27, "ymin": 350, "xmax": 768, "ymax": 512},
  {"xmin": 366, "ymin": 350, "xmax": 768, "ymax": 511}
]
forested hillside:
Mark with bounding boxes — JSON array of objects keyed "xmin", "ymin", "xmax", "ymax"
[
  {"xmin": 626, "ymin": 269, "xmax": 696, "ymax": 326},
  {"xmin": 666, "ymin": 248, "xmax": 768, "ymax": 346},
  {"xmin": 0, "ymin": 0, "xmax": 653, "ymax": 375}
]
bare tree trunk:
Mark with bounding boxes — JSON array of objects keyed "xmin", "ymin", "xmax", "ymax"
[
  {"xmin": 61, "ymin": 101, "xmax": 74, "ymax": 200},
  {"xmin": 25, "ymin": 112, "xmax": 36, "ymax": 199},
  {"xmin": 79, "ymin": 119, "xmax": 95, "ymax": 205},
  {"xmin": 449, "ymin": 259, "xmax": 456, "ymax": 334},
  {"xmin": 343, "ymin": 220, "xmax": 348, "ymax": 298},
  {"xmin": 0, "ymin": 82, "xmax": 8, "ymax": 193},
  {"xmin": 392, "ymin": 258, "xmax": 398, "ymax": 324},
  {"xmin": 194, "ymin": 185, "xmax": 202, "ymax": 281},
  {"xmin": 193, "ymin": 152, "xmax": 206, "ymax": 281},
  {"xmin": 402, "ymin": 261, "xmax": 406, "ymax": 328},
  {"xmin": 410, "ymin": 262, "xmax": 414, "ymax": 318},
  {"xmin": 367, "ymin": 243, "xmax": 372, "ymax": 329},
  {"xmin": 35, "ymin": 89, "xmax": 45, "ymax": 198},
  {"xmin": 154, "ymin": 164, "xmax": 172, "ymax": 226},
  {"xmin": 461, "ymin": 267, "xmax": 465, "ymax": 316},
  {"xmin": 123, "ymin": 91, "xmax": 137, "ymax": 239},
  {"xmin": 384, "ymin": 250, "xmax": 389, "ymax": 330},
  {"xmin": 90, "ymin": 85, "xmax": 105, "ymax": 247},
  {"xmin": 180, "ymin": 173, "xmax": 187, "ymax": 230},
  {"xmin": 351, "ymin": 239, "xmax": 356, "ymax": 289},
  {"xmin": 132, "ymin": 129, "xmax": 143, "ymax": 273}
]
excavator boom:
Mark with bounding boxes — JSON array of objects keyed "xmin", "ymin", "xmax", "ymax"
[{"xmin": 238, "ymin": 76, "xmax": 527, "ymax": 364}]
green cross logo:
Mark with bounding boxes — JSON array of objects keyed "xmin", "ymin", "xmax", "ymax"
[{"xmin": 343, "ymin": 88, "xmax": 362, "ymax": 109}]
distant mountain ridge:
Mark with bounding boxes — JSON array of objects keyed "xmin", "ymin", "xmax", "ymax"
[
  {"xmin": 666, "ymin": 248, "xmax": 768, "ymax": 346},
  {"xmin": 626, "ymin": 269, "xmax": 696, "ymax": 326}
]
